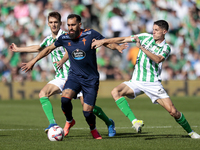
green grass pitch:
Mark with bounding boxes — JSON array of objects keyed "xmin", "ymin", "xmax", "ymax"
[{"xmin": 0, "ymin": 96, "xmax": 200, "ymax": 150}]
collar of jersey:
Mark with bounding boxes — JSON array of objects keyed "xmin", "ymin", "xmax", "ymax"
[
  {"xmin": 73, "ymin": 29, "xmax": 83, "ymax": 39},
  {"xmin": 51, "ymin": 29, "xmax": 63, "ymax": 41},
  {"xmin": 56, "ymin": 29, "xmax": 63, "ymax": 40},
  {"xmin": 152, "ymin": 39, "xmax": 166, "ymax": 47}
]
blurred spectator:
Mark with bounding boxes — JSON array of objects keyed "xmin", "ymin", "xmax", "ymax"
[
  {"xmin": 194, "ymin": 55, "xmax": 200, "ymax": 78},
  {"xmin": 13, "ymin": 0, "xmax": 30, "ymax": 25},
  {"xmin": 108, "ymin": 7, "xmax": 126, "ymax": 37},
  {"xmin": 60, "ymin": 2, "xmax": 73, "ymax": 30},
  {"xmin": 0, "ymin": 0, "xmax": 200, "ymax": 82},
  {"xmin": 71, "ymin": 0, "xmax": 91, "ymax": 28},
  {"xmin": 168, "ymin": 54, "xmax": 182, "ymax": 72}
]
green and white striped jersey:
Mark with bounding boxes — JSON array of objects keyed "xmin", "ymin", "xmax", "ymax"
[
  {"xmin": 131, "ymin": 33, "xmax": 171, "ymax": 82},
  {"xmin": 40, "ymin": 29, "xmax": 70, "ymax": 79}
]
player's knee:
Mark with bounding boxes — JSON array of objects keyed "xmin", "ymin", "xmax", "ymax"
[
  {"xmin": 39, "ymin": 90, "xmax": 46, "ymax": 98},
  {"xmin": 83, "ymin": 111, "xmax": 93, "ymax": 118},
  {"xmin": 111, "ymin": 88, "xmax": 119, "ymax": 100},
  {"xmin": 61, "ymin": 97, "xmax": 71, "ymax": 105},
  {"xmin": 169, "ymin": 108, "xmax": 178, "ymax": 117}
]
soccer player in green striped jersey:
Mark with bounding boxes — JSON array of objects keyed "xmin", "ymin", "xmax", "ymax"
[
  {"xmin": 92, "ymin": 20, "xmax": 200, "ymax": 139},
  {"xmin": 9, "ymin": 12, "xmax": 116, "ymax": 137}
]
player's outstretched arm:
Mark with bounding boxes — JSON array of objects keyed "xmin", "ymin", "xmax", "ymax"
[
  {"xmin": 91, "ymin": 36, "xmax": 132, "ymax": 49},
  {"xmin": 134, "ymin": 35, "xmax": 164, "ymax": 64},
  {"xmin": 103, "ymin": 43, "xmax": 128, "ymax": 53},
  {"xmin": 21, "ymin": 43, "xmax": 56, "ymax": 72},
  {"xmin": 53, "ymin": 50, "xmax": 69, "ymax": 70},
  {"xmin": 9, "ymin": 43, "xmax": 44, "ymax": 53}
]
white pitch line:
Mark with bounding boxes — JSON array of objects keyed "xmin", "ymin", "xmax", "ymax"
[{"xmin": 0, "ymin": 126, "xmax": 198, "ymax": 131}]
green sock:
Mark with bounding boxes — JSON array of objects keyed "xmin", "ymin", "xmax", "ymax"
[
  {"xmin": 40, "ymin": 97, "xmax": 56, "ymax": 124},
  {"xmin": 175, "ymin": 112, "xmax": 192, "ymax": 133},
  {"xmin": 93, "ymin": 105, "xmax": 112, "ymax": 126},
  {"xmin": 116, "ymin": 97, "xmax": 136, "ymax": 122}
]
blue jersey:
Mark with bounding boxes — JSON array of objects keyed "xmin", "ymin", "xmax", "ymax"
[{"xmin": 55, "ymin": 29, "xmax": 104, "ymax": 80}]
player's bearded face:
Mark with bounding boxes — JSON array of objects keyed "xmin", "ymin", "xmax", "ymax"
[{"xmin": 68, "ymin": 26, "xmax": 80, "ymax": 39}]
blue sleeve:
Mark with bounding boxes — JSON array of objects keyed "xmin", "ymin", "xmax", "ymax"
[
  {"xmin": 92, "ymin": 29, "xmax": 105, "ymax": 40},
  {"xmin": 54, "ymin": 35, "xmax": 63, "ymax": 47}
]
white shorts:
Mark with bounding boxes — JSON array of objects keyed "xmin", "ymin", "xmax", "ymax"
[
  {"xmin": 123, "ymin": 80, "xmax": 169, "ymax": 104},
  {"xmin": 48, "ymin": 77, "xmax": 83, "ymax": 98},
  {"xmin": 48, "ymin": 77, "xmax": 67, "ymax": 92}
]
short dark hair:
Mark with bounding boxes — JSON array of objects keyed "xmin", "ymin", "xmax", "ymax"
[
  {"xmin": 48, "ymin": 12, "xmax": 61, "ymax": 22},
  {"xmin": 67, "ymin": 14, "xmax": 81, "ymax": 23},
  {"xmin": 154, "ymin": 20, "xmax": 169, "ymax": 31}
]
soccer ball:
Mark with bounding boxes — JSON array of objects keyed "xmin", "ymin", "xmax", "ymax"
[{"xmin": 47, "ymin": 125, "xmax": 64, "ymax": 141}]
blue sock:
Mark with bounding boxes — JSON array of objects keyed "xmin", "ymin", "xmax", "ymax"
[
  {"xmin": 61, "ymin": 97, "xmax": 73, "ymax": 121},
  {"xmin": 83, "ymin": 111, "xmax": 96, "ymax": 130}
]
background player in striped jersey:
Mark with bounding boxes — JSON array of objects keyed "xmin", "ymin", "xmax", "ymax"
[
  {"xmin": 9, "ymin": 12, "xmax": 116, "ymax": 137},
  {"xmin": 92, "ymin": 20, "xmax": 200, "ymax": 139}
]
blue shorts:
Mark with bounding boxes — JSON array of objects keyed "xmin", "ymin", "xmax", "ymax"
[{"xmin": 63, "ymin": 75, "xmax": 99, "ymax": 106}]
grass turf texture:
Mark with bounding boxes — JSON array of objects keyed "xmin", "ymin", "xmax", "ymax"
[{"xmin": 0, "ymin": 96, "xmax": 200, "ymax": 150}]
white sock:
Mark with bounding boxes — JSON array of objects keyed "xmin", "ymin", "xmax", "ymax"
[{"xmin": 132, "ymin": 119, "xmax": 137, "ymax": 124}]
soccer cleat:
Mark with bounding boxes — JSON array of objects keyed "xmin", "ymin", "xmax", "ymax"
[
  {"xmin": 91, "ymin": 129, "xmax": 102, "ymax": 139},
  {"xmin": 132, "ymin": 120, "xmax": 144, "ymax": 133},
  {"xmin": 63, "ymin": 119, "xmax": 75, "ymax": 136},
  {"xmin": 107, "ymin": 119, "xmax": 116, "ymax": 137},
  {"xmin": 188, "ymin": 132, "xmax": 200, "ymax": 139},
  {"xmin": 45, "ymin": 123, "xmax": 58, "ymax": 133}
]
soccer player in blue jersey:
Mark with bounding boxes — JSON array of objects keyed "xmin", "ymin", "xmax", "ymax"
[
  {"xmin": 9, "ymin": 12, "xmax": 117, "ymax": 137},
  {"xmin": 21, "ymin": 14, "xmax": 126, "ymax": 139}
]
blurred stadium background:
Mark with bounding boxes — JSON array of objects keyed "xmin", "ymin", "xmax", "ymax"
[{"xmin": 0, "ymin": 0, "xmax": 200, "ymax": 99}]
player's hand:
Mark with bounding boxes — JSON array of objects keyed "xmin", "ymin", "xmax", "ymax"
[
  {"xmin": 53, "ymin": 61, "xmax": 63, "ymax": 70},
  {"xmin": 21, "ymin": 61, "xmax": 35, "ymax": 72},
  {"xmin": 134, "ymin": 35, "xmax": 141, "ymax": 48},
  {"xmin": 116, "ymin": 43, "xmax": 129, "ymax": 53},
  {"xmin": 9, "ymin": 43, "xmax": 18, "ymax": 52},
  {"xmin": 91, "ymin": 39, "xmax": 104, "ymax": 49}
]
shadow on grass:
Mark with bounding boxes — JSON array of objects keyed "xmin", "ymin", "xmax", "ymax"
[
  {"xmin": 0, "ymin": 135, "xmax": 11, "ymax": 137},
  {"xmin": 143, "ymin": 134, "xmax": 190, "ymax": 140},
  {"xmin": 63, "ymin": 132, "xmax": 190, "ymax": 140}
]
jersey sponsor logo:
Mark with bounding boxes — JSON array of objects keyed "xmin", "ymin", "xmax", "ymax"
[
  {"xmin": 72, "ymin": 49, "xmax": 86, "ymax": 60},
  {"xmin": 142, "ymin": 44, "xmax": 156, "ymax": 54}
]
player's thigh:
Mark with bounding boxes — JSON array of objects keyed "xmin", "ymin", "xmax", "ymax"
[
  {"xmin": 82, "ymin": 86, "xmax": 98, "ymax": 106},
  {"xmin": 114, "ymin": 83, "xmax": 135, "ymax": 97},
  {"xmin": 63, "ymin": 78, "xmax": 81, "ymax": 98},
  {"xmin": 62, "ymin": 88, "xmax": 77, "ymax": 98},
  {"xmin": 143, "ymin": 81, "xmax": 169, "ymax": 104},
  {"xmin": 119, "ymin": 81, "xmax": 144, "ymax": 99},
  {"xmin": 39, "ymin": 84, "xmax": 61, "ymax": 98},
  {"xmin": 83, "ymin": 102, "xmax": 94, "ymax": 112}
]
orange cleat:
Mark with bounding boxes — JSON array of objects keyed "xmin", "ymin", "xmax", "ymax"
[
  {"xmin": 91, "ymin": 129, "xmax": 102, "ymax": 139},
  {"xmin": 63, "ymin": 119, "xmax": 75, "ymax": 136}
]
